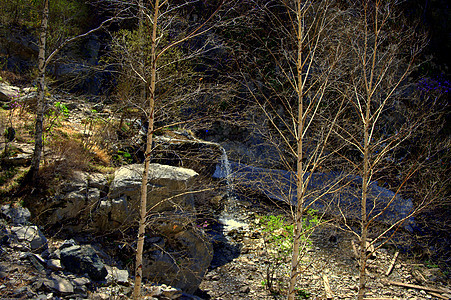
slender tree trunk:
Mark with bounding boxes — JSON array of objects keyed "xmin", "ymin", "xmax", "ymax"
[
  {"xmin": 30, "ymin": 0, "xmax": 49, "ymax": 182},
  {"xmin": 133, "ymin": 0, "xmax": 159, "ymax": 298},
  {"xmin": 358, "ymin": 4, "xmax": 377, "ymax": 297},
  {"xmin": 358, "ymin": 117, "xmax": 370, "ymax": 300},
  {"xmin": 287, "ymin": 1, "xmax": 304, "ymax": 298}
]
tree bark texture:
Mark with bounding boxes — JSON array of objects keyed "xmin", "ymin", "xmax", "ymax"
[
  {"xmin": 133, "ymin": 0, "xmax": 159, "ymax": 298},
  {"xmin": 287, "ymin": 0, "xmax": 304, "ymax": 299},
  {"xmin": 30, "ymin": 0, "xmax": 49, "ymax": 182}
]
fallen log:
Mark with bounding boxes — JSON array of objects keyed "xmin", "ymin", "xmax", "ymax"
[
  {"xmin": 385, "ymin": 251, "xmax": 399, "ymax": 276},
  {"xmin": 322, "ymin": 274, "xmax": 333, "ymax": 299},
  {"xmin": 381, "ymin": 279, "xmax": 447, "ymax": 294}
]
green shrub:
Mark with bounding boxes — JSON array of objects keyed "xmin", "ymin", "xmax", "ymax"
[{"xmin": 256, "ymin": 210, "xmax": 319, "ymax": 296}]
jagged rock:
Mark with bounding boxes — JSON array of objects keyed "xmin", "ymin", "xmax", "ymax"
[
  {"xmin": 46, "ymin": 259, "xmax": 64, "ymax": 271},
  {"xmin": 0, "ymin": 82, "xmax": 21, "ymax": 102},
  {"xmin": 153, "ymin": 134, "xmax": 223, "ymax": 176},
  {"xmin": 23, "ymin": 253, "xmax": 46, "ymax": 273},
  {"xmin": 1, "ymin": 204, "xmax": 31, "ymax": 225},
  {"xmin": 10, "ymin": 225, "xmax": 47, "ymax": 252},
  {"xmin": 143, "ymin": 284, "xmax": 183, "ymax": 299},
  {"xmin": 32, "ymin": 172, "xmax": 107, "ymax": 229},
  {"xmin": 60, "ymin": 245, "xmax": 107, "ymax": 281},
  {"xmin": 94, "ymin": 197, "xmax": 128, "ymax": 231},
  {"xmin": 105, "ymin": 265, "xmax": 129, "ymax": 285},
  {"xmin": 0, "ymin": 223, "xmax": 9, "ymax": 245},
  {"xmin": 43, "ymin": 274, "xmax": 74, "ymax": 294},
  {"xmin": 142, "ymin": 216, "xmax": 213, "ymax": 294},
  {"xmin": 60, "ymin": 239, "xmax": 77, "ymax": 250}
]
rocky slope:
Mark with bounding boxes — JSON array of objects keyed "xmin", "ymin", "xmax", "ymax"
[{"xmin": 0, "ymin": 84, "xmax": 450, "ymax": 299}]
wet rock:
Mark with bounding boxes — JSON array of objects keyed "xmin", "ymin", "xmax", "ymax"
[
  {"xmin": 10, "ymin": 225, "xmax": 47, "ymax": 252},
  {"xmin": 60, "ymin": 245, "xmax": 107, "ymax": 281},
  {"xmin": 230, "ymin": 162, "xmax": 415, "ymax": 230}
]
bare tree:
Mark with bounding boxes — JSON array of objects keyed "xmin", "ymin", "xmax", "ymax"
[
  {"xmin": 130, "ymin": 1, "xmax": 225, "ymax": 298},
  {"xmin": 29, "ymin": 0, "xmax": 49, "ymax": 182},
  {"xmin": 328, "ymin": 1, "xmax": 441, "ymax": 299},
  {"xmin": 234, "ymin": 1, "xmax": 346, "ymax": 298},
  {"xmin": 29, "ymin": 0, "xmax": 119, "ymax": 182}
]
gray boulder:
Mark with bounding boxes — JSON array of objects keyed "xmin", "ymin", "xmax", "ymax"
[
  {"xmin": 10, "ymin": 225, "xmax": 47, "ymax": 252},
  {"xmin": 60, "ymin": 245, "xmax": 107, "ymax": 281},
  {"xmin": 43, "ymin": 274, "xmax": 74, "ymax": 294},
  {"xmin": 1, "ymin": 204, "xmax": 31, "ymax": 225},
  {"xmin": 142, "ymin": 215, "xmax": 213, "ymax": 294},
  {"xmin": 100, "ymin": 164, "xmax": 198, "ymax": 230},
  {"xmin": 230, "ymin": 162, "xmax": 415, "ymax": 230}
]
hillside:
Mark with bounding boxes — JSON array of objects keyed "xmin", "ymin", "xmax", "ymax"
[{"xmin": 0, "ymin": 0, "xmax": 450, "ymax": 299}]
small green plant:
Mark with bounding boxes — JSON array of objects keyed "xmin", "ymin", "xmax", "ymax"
[
  {"xmin": 114, "ymin": 150, "xmax": 133, "ymax": 164},
  {"xmin": 295, "ymin": 288, "xmax": 311, "ymax": 299},
  {"xmin": 425, "ymin": 261, "xmax": 439, "ymax": 269},
  {"xmin": 44, "ymin": 101, "xmax": 70, "ymax": 143},
  {"xmin": 256, "ymin": 210, "xmax": 319, "ymax": 296},
  {"xmin": 54, "ymin": 102, "xmax": 70, "ymax": 118}
]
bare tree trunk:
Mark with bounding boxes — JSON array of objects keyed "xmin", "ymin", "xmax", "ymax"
[
  {"xmin": 358, "ymin": 5, "xmax": 378, "ymax": 297},
  {"xmin": 358, "ymin": 116, "xmax": 370, "ymax": 300},
  {"xmin": 133, "ymin": 0, "xmax": 159, "ymax": 298},
  {"xmin": 29, "ymin": 0, "xmax": 49, "ymax": 182},
  {"xmin": 287, "ymin": 1, "xmax": 304, "ymax": 298}
]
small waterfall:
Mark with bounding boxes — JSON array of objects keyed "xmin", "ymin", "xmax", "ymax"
[
  {"xmin": 212, "ymin": 146, "xmax": 247, "ymax": 231},
  {"xmin": 212, "ymin": 147, "xmax": 233, "ymax": 196}
]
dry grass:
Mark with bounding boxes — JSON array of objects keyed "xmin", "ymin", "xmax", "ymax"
[{"xmin": 0, "ymin": 70, "xmax": 31, "ymax": 86}]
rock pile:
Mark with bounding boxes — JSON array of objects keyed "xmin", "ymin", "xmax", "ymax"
[
  {"xmin": 1, "ymin": 203, "xmax": 209, "ymax": 299},
  {"xmin": 0, "ymin": 204, "xmax": 130, "ymax": 299}
]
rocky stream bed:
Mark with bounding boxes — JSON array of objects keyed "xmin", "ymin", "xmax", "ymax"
[{"xmin": 1, "ymin": 196, "xmax": 450, "ymax": 300}]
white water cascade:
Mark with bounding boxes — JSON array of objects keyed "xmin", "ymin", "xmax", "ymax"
[{"xmin": 212, "ymin": 146, "xmax": 248, "ymax": 231}]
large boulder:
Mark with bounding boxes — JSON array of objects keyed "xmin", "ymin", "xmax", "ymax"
[
  {"xmin": 60, "ymin": 244, "xmax": 108, "ymax": 281},
  {"xmin": 28, "ymin": 171, "xmax": 108, "ymax": 231},
  {"xmin": 10, "ymin": 225, "xmax": 47, "ymax": 252},
  {"xmin": 97, "ymin": 164, "xmax": 198, "ymax": 231},
  {"xmin": 142, "ymin": 215, "xmax": 213, "ymax": 294},
  {"xmin": 230, "ymin": 162, "xmax": 415, "ymax": 230}
]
